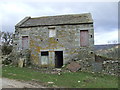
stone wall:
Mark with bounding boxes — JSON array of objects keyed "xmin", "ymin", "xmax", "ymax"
[
  {"xmin": 101, "ymin": 60, "xmax": 118, "ymax": 75},
  {"xmin": 14, "ymin": 24, "xmax": 95, "ymax": 68},
  {"xmin": 91, "ymin": 55, "xmax": 119, "ymax": 75}
]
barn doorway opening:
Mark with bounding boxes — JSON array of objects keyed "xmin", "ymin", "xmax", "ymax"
[{"xmin": 55, "ymin": 51, "xmax": 63, "ymax": 68}]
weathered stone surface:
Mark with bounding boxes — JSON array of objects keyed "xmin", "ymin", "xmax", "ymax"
[
  {"xmin": 102, "ymin": 60, "xmax": 118, "ymax": 75},
  {"xmin": 92, "ymin": 62, "xmax": 102, "ymax": 72},
  {"xmin": 66, "ymin": 61, "xmax": 81, "ymax": 72},
  {"xmin": 13, "ymin": 13, "xmax": 95, "ymax": 71}
]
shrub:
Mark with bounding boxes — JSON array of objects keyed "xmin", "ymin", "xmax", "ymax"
[
  {"xmin": 2, "ymin": 56, "xmax": 12, "ymax": 65},
  {"xmin": 1, "ymin": 44, "xmax": 13, "ymax": 55}
]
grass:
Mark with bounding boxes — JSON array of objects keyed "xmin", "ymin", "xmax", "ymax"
[{"xmin": 2, "ymin": 65, "xmax": 118, "ymax": 88}]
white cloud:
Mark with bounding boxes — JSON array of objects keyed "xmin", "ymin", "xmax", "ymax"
[
  {"xmin": 2, "ymin": 0, "xmax": 118, "ymax": 2},
  {"xmin": 95, "ymin": 29, "xmax": 118, "ymax": 45},
  {"xmin": 0, "ymin": 1, "xmax": 118, "ymax": 45}
]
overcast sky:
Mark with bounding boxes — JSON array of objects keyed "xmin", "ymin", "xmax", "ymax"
[{"xmin": 0, "ymin": 0, "xmax": 119, "ymax": 45}]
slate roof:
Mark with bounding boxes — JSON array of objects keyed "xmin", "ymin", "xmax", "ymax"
[{"xmin": 16, "ymin": 13, "xmax": 93, "ymax": 27}]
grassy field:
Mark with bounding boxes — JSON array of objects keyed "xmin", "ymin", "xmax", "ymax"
[{"xmin": 2, "ymin": 65, "xmax": 118, "ymax": 88}]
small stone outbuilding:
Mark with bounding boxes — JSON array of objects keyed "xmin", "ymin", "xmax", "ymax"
[{"xmin": 14, "ymin": 13, "xmax": 95, "ymax": 69}]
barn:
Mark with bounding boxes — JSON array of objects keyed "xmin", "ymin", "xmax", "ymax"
[{"xmin": 14, "ymin": 13, "xmax": 95, "ymax": 69}]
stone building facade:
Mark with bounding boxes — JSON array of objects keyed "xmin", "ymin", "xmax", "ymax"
[{"xmin": 14, "ymin": 13, "xmax": 95, "ymax": 68}]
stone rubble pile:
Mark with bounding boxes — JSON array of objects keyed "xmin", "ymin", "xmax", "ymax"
[{"xmin": 66, "ymin": 57, "xmax": 119, "ymax": 76}]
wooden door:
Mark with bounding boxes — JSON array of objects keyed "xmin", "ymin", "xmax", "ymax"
[
  {"xmin": 41, "ymin": 52, "xmax": 49, "ymax": 65},
  {"xmin": 41, "ymin": 56, "xmax": 48, "ymax": 65},
  {"xmin": 22, "ymin": 36, "xmax": 28, "ymax": 49},
  {"xmin": 80, "ymin": 30, "xmax": 89, "ymax": 47}
]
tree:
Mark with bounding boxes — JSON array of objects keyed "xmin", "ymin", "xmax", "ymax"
[
  {"xmin": 2, "ymin": 32, "xmax": 13, "ymax": 45},
  {"xmin": 1, "ymin": 32, "xmax": 13, "ymax": 55}
]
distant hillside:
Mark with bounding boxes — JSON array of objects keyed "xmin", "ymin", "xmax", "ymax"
[
  {"xmin": 94, "ymin": 44, "xmax": 119, "ymax": 60},
  {"xmin": 94, "ymin": 44, "xmax": 119, "ymax": 51}
]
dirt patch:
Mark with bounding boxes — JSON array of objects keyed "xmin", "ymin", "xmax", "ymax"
[{"xmin": 2, "ymin": 78, "xmax": 45, "ymax": 88}]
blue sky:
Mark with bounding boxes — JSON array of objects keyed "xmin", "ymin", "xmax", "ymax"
[{"xmin": 0, "ymin": 0, "xmax": 119, "ymax": 45}]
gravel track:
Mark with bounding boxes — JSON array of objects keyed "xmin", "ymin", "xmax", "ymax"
[{"xmin": 2, "ymin": 78, "xmax": 45, "ymax": 88}]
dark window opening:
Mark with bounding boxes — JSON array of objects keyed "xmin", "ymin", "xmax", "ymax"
[
  {"xmin": 55, "ymin": 51, "xmax": 63, "ymax": 68},
  {"xmin": 56, "ymin": 39, "xmax": 59, "ymax": 41},
  {"xmin": 91, "ymin": 35, "xmax": 92, "ymax": 38},
  {"xmin": 91, "ymin": 51, "xmax": 93, "ymax": 54},
  {"xmin": 41, "ymin": 51, "xmax": 48, "ymax": 56}
]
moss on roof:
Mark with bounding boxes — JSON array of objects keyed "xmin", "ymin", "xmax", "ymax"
[{"xmin": 16, "ymin": 13, "xmax": 93, "ymax": 27}]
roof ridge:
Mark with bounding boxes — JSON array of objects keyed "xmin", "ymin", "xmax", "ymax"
[{"xmin": 31, "ymin": 13, "xmax": 91, "ymax": 19}]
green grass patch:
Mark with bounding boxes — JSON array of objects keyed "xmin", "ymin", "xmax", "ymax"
[{"xmin": 2, "ymin": 65, "xmax": 118, "ymax": 88}]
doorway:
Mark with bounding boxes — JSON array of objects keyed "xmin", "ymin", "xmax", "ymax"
[{"xmin": 55, "ymin": 51, "xmax": 63, "ymax": 68}]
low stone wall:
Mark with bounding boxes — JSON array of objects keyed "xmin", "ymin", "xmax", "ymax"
[
  {"xmin": 101, "ymin": 60, "xmax": 119, "ymax": 75},
  {"xmin": 88, "ymin": 60, "xmax": 118, "ymax": 75}
]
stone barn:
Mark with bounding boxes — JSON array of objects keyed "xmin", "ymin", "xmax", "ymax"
[{"xmin": 14, "ymin": 13, "xmax": 95, "ymax": 69}]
